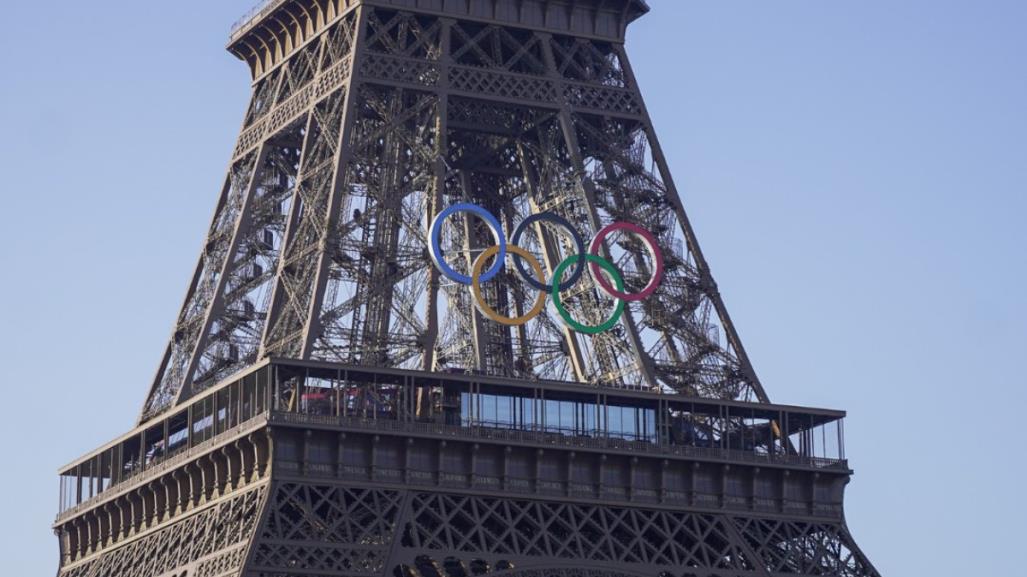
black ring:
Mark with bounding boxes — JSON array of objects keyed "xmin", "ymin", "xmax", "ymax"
[{"xmin": 510, "ymin": 212, "xmax": 587, "ymax": 294}]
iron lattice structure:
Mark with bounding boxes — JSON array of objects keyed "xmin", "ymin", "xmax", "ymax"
[{"xmin": 53, "ymin": 2, "xmax": 880, "ymax": 577}]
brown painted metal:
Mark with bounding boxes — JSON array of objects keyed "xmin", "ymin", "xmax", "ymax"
[{"xmin": 56, "ymin": 2, "xmax": 879, "ymax": 576}]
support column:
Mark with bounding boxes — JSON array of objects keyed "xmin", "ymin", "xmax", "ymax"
[
  {"xmin": 516, "ymin": 154, "xmax": 589, "ymax": 382},
  {"xmin": 459, "ymin": 171, "xmax": 492, "ymax": 371},
  {"xmin": 119, "ymin": 498, "xmax": 131, "ymax": 540},
  {"xmin": 237, "ymin": 438, "xmax": 254, "ymax": 486},
  {"xmin": 614, "ymin": 44, "xmax": 769, "ymax": 402},
  {"xmin": 300, "ymin": 6, "xmax": 371, "ymax": 358},
  {"xmin": 212, "ymin": 452, "xmax": 227, "ymax": 498},
  {"xmin": 100, "ymin": 504, "xmax": 114, "ymax": 547},
  {"xmin": 76, "ymin": 520, "xmax": 87, "ymax": 559},
  {"xmin": 135, "ymin": 488, "xmax": 149, "ymax": 533},
  {"xmin": 538, "ymin": 33, "xmax": 659, "ymax": 390},
  {"xmin": 190, "ymin": 462, "xmax": 204, "ymax": 508},
  {"xmin": 60, "ymin": 526, "xmax": 74, "ymax": 565},
  {"xmin": 420, "ymin": 18, "xmax": 454, "ymax": 377},
  {"xmin": 149, "ymin": 482, "xmax": 162, "ymax": 528},
  {"xmin": 200, "ymin": 456, "xmax": 215, "ymax": 503},
  {"xmin": 171, "ymin": 468, "xmax": 187, "ymax": 516},
  {"xmin": 222, "ymin": 445, "xmax": 238, "ymax": 492},
  {"xmin": 85, "ymin": 513, "xmax": 97, "ymax": 555}
]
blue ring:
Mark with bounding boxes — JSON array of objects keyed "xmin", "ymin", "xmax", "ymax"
[
  {"xmin": 429, "ymin": 203, "xmax": 507, "ymax": 285},
  {"xmin": 510, "ymin": 212, "xmax": 587, "ymax": 294}
]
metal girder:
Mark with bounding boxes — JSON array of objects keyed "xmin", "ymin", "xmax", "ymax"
[
  {"xmin": 63, "ymin": 5, "xmax": 884, "ymax": 577},
  {"xmin": 613, "ymin": 44, "xmax": 771, "ymax": 404},
  {"xmin": 154, "ymin": 2, "xmax": 795, "ymax": 443}
]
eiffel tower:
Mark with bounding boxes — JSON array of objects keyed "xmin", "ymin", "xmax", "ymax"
[{"xmin": 53, "ymin": 1, "xmax": 880, "ymax": 576}]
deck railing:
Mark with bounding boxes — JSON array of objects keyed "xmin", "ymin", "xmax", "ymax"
[
  {"xmin": 270, "ymin": 411, "xmax": 848, "ymax": 471},
  {"xmin": 230, "ymin": 0, "xmax": 288, "ymax": 42},
  {"xmin": 55, "ymin": 416, "xmax": 268, "ymax": 523}
]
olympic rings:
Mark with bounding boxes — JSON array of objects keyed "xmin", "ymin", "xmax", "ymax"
[
  {"xmin": 510, "ymin": 212, "xmax": 586, "ymax": 294},
  {"xmin": 430, "ymin": 203, "xmax": 506, "ymax": 285},
  {"xmin": 552, "ymin": 254, "xmax": 626, "ymax": 335},
  {"xmin": 472, "ymin": 246, "xmax": 548, "ymax": 326},
  {"xmin": 588, "ymin": 222, "xmax": 665, "ymax": 302},
  {"xmin": 427, "ymin": 202, "xmax": 664, "ymax": 333}
]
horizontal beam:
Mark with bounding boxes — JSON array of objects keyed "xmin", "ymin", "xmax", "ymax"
[
  {"xmin": 230, "ymin": 0, "xmax": 649, "ymax": 53},
  {"xmin": 270, "ymin": 357, "xmax": 849, "ymax": 419},
  {"xmin": 59, "ymin": 355, "xmax": 846, "ymax": 478}
]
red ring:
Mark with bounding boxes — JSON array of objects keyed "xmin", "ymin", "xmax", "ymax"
[{"xmin": 588, "ymin": 222, "xmax": 665, "ymax": 302}]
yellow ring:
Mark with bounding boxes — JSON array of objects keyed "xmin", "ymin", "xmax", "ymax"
[{"xmin": 471, "ymin": 245, "xmax": 548, "ymax": 326}]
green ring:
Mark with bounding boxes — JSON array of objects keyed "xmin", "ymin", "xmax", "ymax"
[{"xmin": 552, "ymin": 254, "xmax": 626, "ymax": 335}]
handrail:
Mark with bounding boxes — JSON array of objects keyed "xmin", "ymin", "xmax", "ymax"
[
  {"xmin": 55, "ymin": 416, "xmax": 268, "ymax": 524},
  {"xmin": 230, "ymin": 0, "xmax": 289, "ymax": 43},
  {"xmin": 269, "ymin": 412, "xmax": 849, "ymax": 471},
  {"xmin": 56, "ymin": 409, "xmax": 845, "ymax": 523}
]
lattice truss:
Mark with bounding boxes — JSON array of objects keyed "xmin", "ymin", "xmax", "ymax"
[
  {"xmin": 144, "ymin": 6, "xmax": 766, "ymax": 419},
  {"xmin": 311, "ymin": 85, "xmax": 440, "ymax": 366},
  {"xmin": 143, "ymin": 13, "xmax": 361, "ymax": 419},
  {"xmin": 249, "ymin": 483, "xmax": 404, "ymax": 576},
  {"xmin": 244, "ymin": 483, "xmax": 878, "ymax": 577},
  {"xmin": 731, "ymin": 518, "xmax": 877, "ymax": 577},
  {"xmin": 572, "ymin": 114, "xmax": 755, "ymax": 401},
  {"xmin": 434, "ymin": 98, "xmax": 650, "ymax": 388},
  {"xmin": 58, "ymin": 486, "xmax": 266, "ymax": 577}
]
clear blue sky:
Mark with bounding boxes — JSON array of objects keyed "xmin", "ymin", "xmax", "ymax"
[{"xmin": 1, "ymin": 1, "xmax": 1024, "ymax": 575}]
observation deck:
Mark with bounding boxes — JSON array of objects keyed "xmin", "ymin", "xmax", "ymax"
[{"xmin": 57, "ymin": 358, "xmax": 850, "ymax": 530}]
